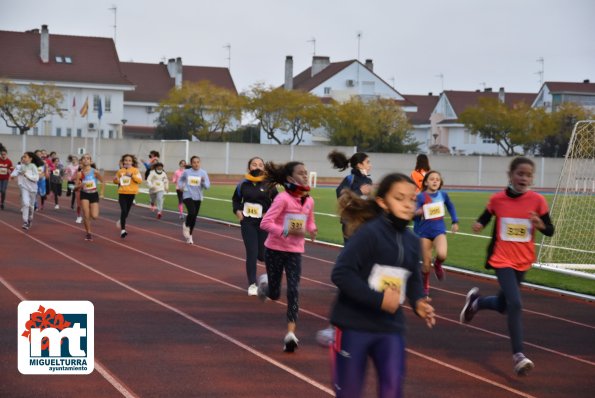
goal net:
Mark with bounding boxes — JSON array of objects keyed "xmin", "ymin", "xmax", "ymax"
[{"xmin": 536, "ymin": 120, "xmax": 595, "ymax": 279}]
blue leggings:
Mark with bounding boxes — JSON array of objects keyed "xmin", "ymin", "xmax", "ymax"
[
  {"xmin": 332, "ymin": 328, "xmax": 405, "ymax": 398},
  {"xmin": 477, "ymin": 267, "xmax": 526, "ymax": 354},
  {"xmin": 264, "ymin": 249, "xmax": 301, "ymax": 323}
]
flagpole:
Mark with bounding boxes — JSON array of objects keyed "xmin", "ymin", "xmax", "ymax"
[{"xmin": 70, "ymin": 94, "xmax": 76, "ymax": 155}]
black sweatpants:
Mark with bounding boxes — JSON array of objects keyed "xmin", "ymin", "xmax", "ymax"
[
  {"xmin": 240, "ymin": 219, "xmax": 267, "ymax": 285},
  {"xmin": 183, "ymin": 198, "xmax": 202, "ymax": 234},
  {"xmin": 118, "ymin": 194, "xmax": 135, "ymax": 230}
]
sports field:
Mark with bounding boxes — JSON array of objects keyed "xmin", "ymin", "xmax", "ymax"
[{"xmin": 114, "ymin": 183, "xmax": 594, "ymax": 296}]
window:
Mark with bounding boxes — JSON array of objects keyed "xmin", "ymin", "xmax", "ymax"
[
  {"xmin": 56, "ymin": 127, "xmax": 62, "ymax": 137},
  {"xmin": 323, "ymin": 87, "xmax": 331, "ymax": 95},
  {"xmin": 11, "ymin": 127, "xmax": 17, "ymax": 135},
  {"xmin": 66, "ymin": 128, "xmax": 72, "ymax": 137},
  {"xmin": 76, "ymin": 129, "xmax": 82, "ymax": 137},
  {"xmin": 64, "ymin": 56, "xmax": 72, "ymax": 64},
  {"xmin": 108, "ymin": 129, "xmax": 114, "ymax": 138},
  {"xmin": 482, "ymin": 137, "xmax": 495, "ymax": 144},
  {"xmin": 33, "ymin": 127, "xmax": 39, "ymax": 136},
  {"xmin": 55, "ymin": 56, "xmax": 63, "ymax": 63},
  {"xmin": 105, "ymin": 96, "xmax": 111, "ymax": 112},
  {"xmin": 93, "ymin": 95, "xmax": 100, "ymax": 111}
]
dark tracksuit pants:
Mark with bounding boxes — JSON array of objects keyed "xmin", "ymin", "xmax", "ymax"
[
  {"xmin": 118, "ymin": 194, "xmax": 135, "ymax": 230},
  {"xmin": 240, "ymin": 218, "xmax": 267, "ymax": 286},
  {"xmin": 183, "ymin": 198, "xmax": 201, "ymax": 234},
  {"xmin": 264, "ymin": 248, "xmax": 301, "ymax": 323}
]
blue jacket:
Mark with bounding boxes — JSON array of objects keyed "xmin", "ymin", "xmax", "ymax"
[
  {"xmin": 336, "ymin": 169, "xmax": 373, "ymax": 198},
  {"xmin": 330, "ymin": 214, "xmax": 424, "ymax": 334}
]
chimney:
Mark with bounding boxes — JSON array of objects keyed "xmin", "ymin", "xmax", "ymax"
[
  {"xmin": 166, "ymin": 58, "xmax": 176, "ymax": 78},
  {"xmin": 175, "ymin": 57, "xmax": 183, "ymax": 88},
  {"xmin": 284, "ymin": 56, "xmax": 293, "ymax": 90},
  {"xmin": 311, "ymin": 56, "xmax": 330, "ymax": 77},
  {"xmin": 40, "ymin": 25, "xmax": 49, "ymax": 63},
  {"xmin": 365, "ymin": 59, "xmax": 374, "ymax": 71},
  {"xmin": 584, "ymin": 79, "xmax": 591, "ymax": 84},
  {"xmin": 428, "ymin": 92, "xmax": 433, "ymax": 96},
  {"xmin": 484, "ymin": 87, "xmax": 493, "ymax": 92},
  {"xmin": 498, "ymin": 87, "xmax": 505, "ymax": 103}
]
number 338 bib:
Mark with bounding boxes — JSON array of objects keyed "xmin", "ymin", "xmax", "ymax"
[{"xmin": 500, "ymin": 217, "xmax": 532, "ymax": 242}]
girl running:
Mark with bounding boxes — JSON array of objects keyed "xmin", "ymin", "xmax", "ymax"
[
  {"xmin": 177, "ymin": 156, "xmax": 210, "ymax": 244},
  {"xmin": 146, "ymin": 162, "xmax": 169, "ymax": 219},
  {"xmin": 460, "ymin": 157, "xmax": 554, "ymax": 376},
  {"xmin": 75, "ymin": 154, "xmax": 104, "ymax": 241},
  {"xmin": 329, "ymin": 173, "xmax": 435, "ymax": 397},
  {"xmin": 232, "ymin": 157, "xmax": 278, "ymax": 296},
  {"xmin": 65, "ymin": 155, "xmax": 79, "ymax": 210},
  {"xmin": 34, "ymin": 150, "xmax": 48, "ymax": 211},
  {"xmin": 113, "ymin": 154, "xmax": 142, "ymax": 238},
  {"xmin": 48, "ymin": 155, "xmax": 64, "ymax": 210},
  {"xmin": 10, "ymin": 152, "xmax": 43, "ymax": 230},
  {"xmin": 413, "ymin": 170, "xmax": 459, "ymax": 296},
  {"xmin": 257, "ymin": 161, "xmax": 317, "ymax": 353},
  {"xmin": 171, "ymin": 160, "xmax": 187, "ymax": 219},
  {"xmin": 410, "ymin": 154, "xmax": 431, "ymax": 193},
  {"xmin": 0, "ymin": 148, "xmax": 15, "ymax": 210}
]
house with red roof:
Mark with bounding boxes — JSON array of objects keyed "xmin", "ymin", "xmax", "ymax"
[
  {"xmin": 266, "ymin": 55, "xmax": 415, "ymax": 145},
  {"xmin": 402, "ymin": 93, "xmax": 440, "ymax": 152},
  {"xmin": 0, "ymin": 25, "xmax": 134, "ymax": 139},
  {"xmin": 532, "ymin": 80, "xmax": 595, "ymax": 112}
]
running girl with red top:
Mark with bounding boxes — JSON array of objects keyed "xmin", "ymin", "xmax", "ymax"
[
  {"xmin": 0, "ymin": 148, "xmax": 15, "ymax": 210},
  {"xmin": 460, "ymin": 156, "xmax": 555, "ymax": 377}
]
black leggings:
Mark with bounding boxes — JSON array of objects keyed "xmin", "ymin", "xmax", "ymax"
[
  {"xmin": 118, "ymin": 194, "xmax": 135, "ymax": 230},
  {"xmin": 240, "ymin": 219, "xmax": 267, "ymax": 285},
  {"xmin": 264, "ymin": 249, "xmax": 302, "ymax": 323},
  {"xmin": 183, "ymin": 198, "xmax": 201, "ymax": 233}
]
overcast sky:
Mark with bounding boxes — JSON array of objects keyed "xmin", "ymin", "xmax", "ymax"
[{"xmin": 1, "ymin": 0, "xmax": 594, "ymax": 95}]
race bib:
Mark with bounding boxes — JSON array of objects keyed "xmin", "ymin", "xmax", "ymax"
[
  {"xmin": 120, "ymin": 176, "xmax": 131, "ymax": 186},
  {"xmin": 0, "ymin": 167, "xmax": 7, "ymax": 175},
  {"xmin": 243, "ymin": 202, "xmax": 263, "ymax": 218},
  {"xmin": 52, "ymin": 169, "xmax": 60, "ymax": 177},
  {"xmin": 38, "ymin": 166, "xmax": 44, "ymax": 173},
  {"xmin": 188, "ymin": 176, "xmax": 201, "ymax": 187},
  {"xmin": 500, "ymin": 217, "xmax": 532, "ymax": 242},
  {"xmin": 154, "ymin": 181, "xmax": 162, "ymax": 188},
  {"xmin": 368, "ymin": 264, "xmax": 411, "ymax": 304},
  {"xmin": 283, "ymin": 214, "xmax": 306, "ymax": 235},
  {"xmin": 83, "ymin": 180, "xmax": 97, "ymax": 192},
  {"xmin": 423, "ymin": 201, "xmax": 445, "ymax": 219}
]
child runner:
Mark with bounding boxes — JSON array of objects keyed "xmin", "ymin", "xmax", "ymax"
[
  {"xmin": 171, "ymin": 160, "xmax": 187, "ymax": 219},
  {"xmin": 329, "ymin": 173, "xmax": 435, "ymax": 397},
  {"xmin": 177, "ymin": 156, "xmax": 210, "ymax": 244},
  {"xmin": 0, "ymin": 148, "xmax": 15, "ymax": 210},
  {"xmin": 257, "ymin": 161, "xmax": 317, "ymax": 353},
  {"xmin": 460, "ymin": 157, "xmax": 554, "ymax": 377},
  {"xmin": 232, "ymin": 157, "xmax": 278, "ymax": 296},
  {"xmin": 64, "ymin": 155, "xmax": 79, "ymax": 210},
  {"xmin": 48, "ymin": 155, "xmax": 64, "ymax": 210},
  {"xmin": 410, "ymin": 154, "xmax": 431, "ymax": 193},
  {"xmin": 146, "ymin": 162, "xmax": 169, "ymax": 219},
  {"xmin": 34, "ymin": 150, "xmax": 48, "ymax": 211},
  {"xmin": 413, "ymin": 170, "xmax": 459, "ymax": 296},
  {"xmin": 142, "ymin": 150, "xmax": 160, "ymax": 180},
  {"xmin": 113, "ymin": 154, "xmax": 142, "ymax": 238},
  {"xmin": 317, "ymin": 150, "xmax": 373, "ymax": 347},
  {"xmin": 10, "ymin": 152, "xmax": 43, "ymax": 230},
  {"xmin": 75, "ymin": 154, "xmax": 104, "ymax": 241}
]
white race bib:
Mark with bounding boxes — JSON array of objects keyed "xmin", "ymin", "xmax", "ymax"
[
  {"xmin": 154, "ymin": 181, "xmax": 162, "ymax": 188},
  {"xmin": 423, "ymin": 201, "xmax": 445, "ymax": 219},
  {"xmin": 283, "ymin": 213, "xmax": 306, "ymax": 235},
  {"xmin": 120, "ymin": 176, "xmax": 131, "ymax": 186},
  {"xmin": 52, "ymin": 169, "xmax": 60, "ymax": 177},
  {"xmin": 83, "ymin": 180, "xmax": 97, "ymax": 192},
  {"xmin": 243, "ymin": 202, "xmax": 263, "ymax": 218},
  {"xmin": 499, "ymin": 217, "xmax": 532, "ymax": 242},
  {"xmin": 0, "ymin": 167, "xmax": 7, "ymax": 175},
  {"xmin": 368, "ymin": 264, "xmax": 411, "ymax": 304},
  {"xmin": 188, "ymin": 176, "xmax": 201, "ymax": 187}
]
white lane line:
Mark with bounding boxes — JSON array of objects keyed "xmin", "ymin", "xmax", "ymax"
[
  {"xmin": 0, "ymin": 273, "xmax": 139, "ymax": 398},
  {"xmin": 0, "ymin": 218, "xmax": 334, "ymax": 395}
]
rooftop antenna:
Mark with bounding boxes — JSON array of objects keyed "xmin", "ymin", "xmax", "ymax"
[
  {"xmin": 307, "ymin": 37, "xmax": 316, "ymax": 56},
  {"xmin": 479, "ymin": 82, "xmax": 486, "ymax": 90},
  {"xmin": 223, "ymin": 43, "xmax": 231, "ymax": 70},
  {"xmin": 436, "ymin": 73, "xmax": 444, "ymax": 92},
  {"xmin": 535, "ymin": 57, "xmax": 544, "ymax": 86},
  {"xmin": 389, "ymin": 76, "xmax": 396, "ymax": 88},
  {"xmin": 356, "ymin": 31, "xmax": 362, "ymax": 61},
  {"xmin": 109, "ymin": 5, "xmax": 117, "ymax": 44}
]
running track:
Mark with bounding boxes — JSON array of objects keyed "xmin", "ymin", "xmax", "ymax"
[{"xmin": 0, "ymin": 186, "xmax": 594, "ymax": 398}]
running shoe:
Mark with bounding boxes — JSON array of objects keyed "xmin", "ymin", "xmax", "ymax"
[
  {"xmin": 513, "ymin": 353, "xmax": 534, "ymax": 376},
  {"xmin": 120, "ymin": 229, "xmax": 128, "ymax": 238},
  {"xmin": 187, "ymin": 236, "xmax": 194, "ymax": 245},
  {"xmin": 247, "ymin": 284, "xmax": 258, "ymax": 296},
  {"xmin": 116, "ymin": 219, "xmax": 121, "ymax": 229},
  {"xmin": 157, "ymin": 212, "xmax": 162, "ymax": 219},
  {"xmin": 459, "ymin": 287, "xmax": 480, "ymax": 324},
  {"xmin": 182, "ymin": 223, "xmax": 190, "ymax": 239},
  {"xmin": 54, "ymin": 204, "xmax": 60, "ymax": 210},
  {"xmin": 85, "ymin": 233, "xmax": 93, "ymax": 241},
  {"xmin": 433, "ymin": 258, "xmax": 445, "ymax": 281},
  {"xmin": 283, "ymin": 332, "xmax": 299, "ymax": 353},
  {"xmin": 179, "ymin": 213, "xmax": 185, "ymax": 220},
  {"xmin": 22, "ymin": 222, "xmax": 29, "ymax": 230},
  {"xmin": 422, "ymin": 271, "xmax": 430, "ymax": 296},
  {"xmin": 316, "ymin": 327, "xmax": 335, "ymax": 347},
  {"xmin": 257, "ymin": 274, "xmax": 269, "ymax": 302},
  {"xmin": 75, "ymin": 216, "xmax": 83, "ymax": 224}
]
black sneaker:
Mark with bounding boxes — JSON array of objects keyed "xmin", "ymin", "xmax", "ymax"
[
  {"xmin": 120, "ymin": 230, "xmax": 128, "ymax": 238},
  {"xmin": 460, "ymin": 287, "xmax": 480, "ymax": 323},
  {"xmin": 85, "ymin": 233, "xmax": 93, "ymax": 241},
  {"xmin": 283, "ymin": 332, "xmax": 299, "ymax": 353}
]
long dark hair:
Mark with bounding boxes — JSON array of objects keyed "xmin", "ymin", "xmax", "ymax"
[
  {"xmin": 264, "ymin": 161, "xmax": 303, "ymax": 187},
  {"xmin": 328, "ymin": 150, "xmax": 368, "ymax": 172},
  {"xmin": 414, "ymin": 154, "xmax": 430, "ymax": 172},
  {"xmin": 25, "ymin": 151, "xmax": 44, "ymax": 167},
  {"xmin": 339, "ymin": 173, "xmax": 414, "ymax": 237}
]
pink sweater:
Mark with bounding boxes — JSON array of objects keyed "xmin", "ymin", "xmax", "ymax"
[{"xmin": 260, "ymin": 191, "xmax": 316, "ymax": 253}]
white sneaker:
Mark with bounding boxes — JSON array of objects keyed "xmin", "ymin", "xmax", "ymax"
[
  {"xmin": 75, "ymin": 216, "xmax": 83, "ymax": 224},
  {"xmin": 186, "ymin": 236, "xmax": 193, "ymax": 245},
  {"xmin": 283, "ymin": 332, "xmax": 299, "ymax": 353},
  {"xmin": 257, "ymin": 274, "xmax": 268, "ymax": 301},
  {"xmin": 54, "ymin": 204, "xmax": 60, "ymax": 210},
  {"xmin": 182, "ymin": 223, "xmax": 190, "ymax": 239},
  {"xmin": 513, "ymin": 353, "xmax": 534, "ymax": 376},
  {"xmin": 116, "ymin": 219, "xmax": 121, "ymax": 229},
  {"xmin": 247, "ymin": 284, "xmax": 258, "ymax": 296},
  {"xmin": 316, "ymin": 327, "xmax": 335, "ymax": 347}
]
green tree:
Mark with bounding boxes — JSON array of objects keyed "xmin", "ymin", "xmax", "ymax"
[
  {"xmin": 156, "ymin": 81, "xmax": 242, "ymax": 141},
  {"xmin": 326, "ymin": 97, "xmax": 413, "ymax": 153},
  {"xmin": 537, "ymin": 103, "xmax": 593, "ymax": 157},
  {"xmin": 459, "ymin": 97, "xmax": 541, "ymax": 156},
  {"xmin": 0, "ymin": 81, "xmax": 64, "ymax": 135}
]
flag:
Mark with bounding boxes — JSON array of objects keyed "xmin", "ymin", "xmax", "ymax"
[
  {"xmin": 97, "ymin": 97, "xmax": 103, "ymax": 120},
  {"xmin": 79, "ymin": 97, "xmax": 89, "ymax": 118}
]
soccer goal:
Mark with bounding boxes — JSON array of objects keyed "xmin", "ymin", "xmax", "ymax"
[{"xmin": 535, "ymin": 120, "xmax": 595, "ymax": 280}]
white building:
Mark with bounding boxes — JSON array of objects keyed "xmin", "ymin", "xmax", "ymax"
[{"xmin": 532, "ymin": 80, "xmax": 595, "ymax": 112}]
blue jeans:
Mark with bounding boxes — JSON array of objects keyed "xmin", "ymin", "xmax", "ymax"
[{"xmin": 477, "ymin": 267, "xmax": 526, "ymax": 354}]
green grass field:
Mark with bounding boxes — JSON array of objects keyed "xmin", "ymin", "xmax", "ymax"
[{"xmin": 102, "ymin": 183, "xmax": 594, "ymax": 297}]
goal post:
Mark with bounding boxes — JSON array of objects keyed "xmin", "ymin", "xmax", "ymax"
[{"xmin": 535, "ymin": 120, "xmax": 595, "ymax": 280}]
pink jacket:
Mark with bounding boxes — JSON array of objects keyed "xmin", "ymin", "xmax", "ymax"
[{"xmin": 260, "ymin": 191, "xmax": 316, "ymax": 253}]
